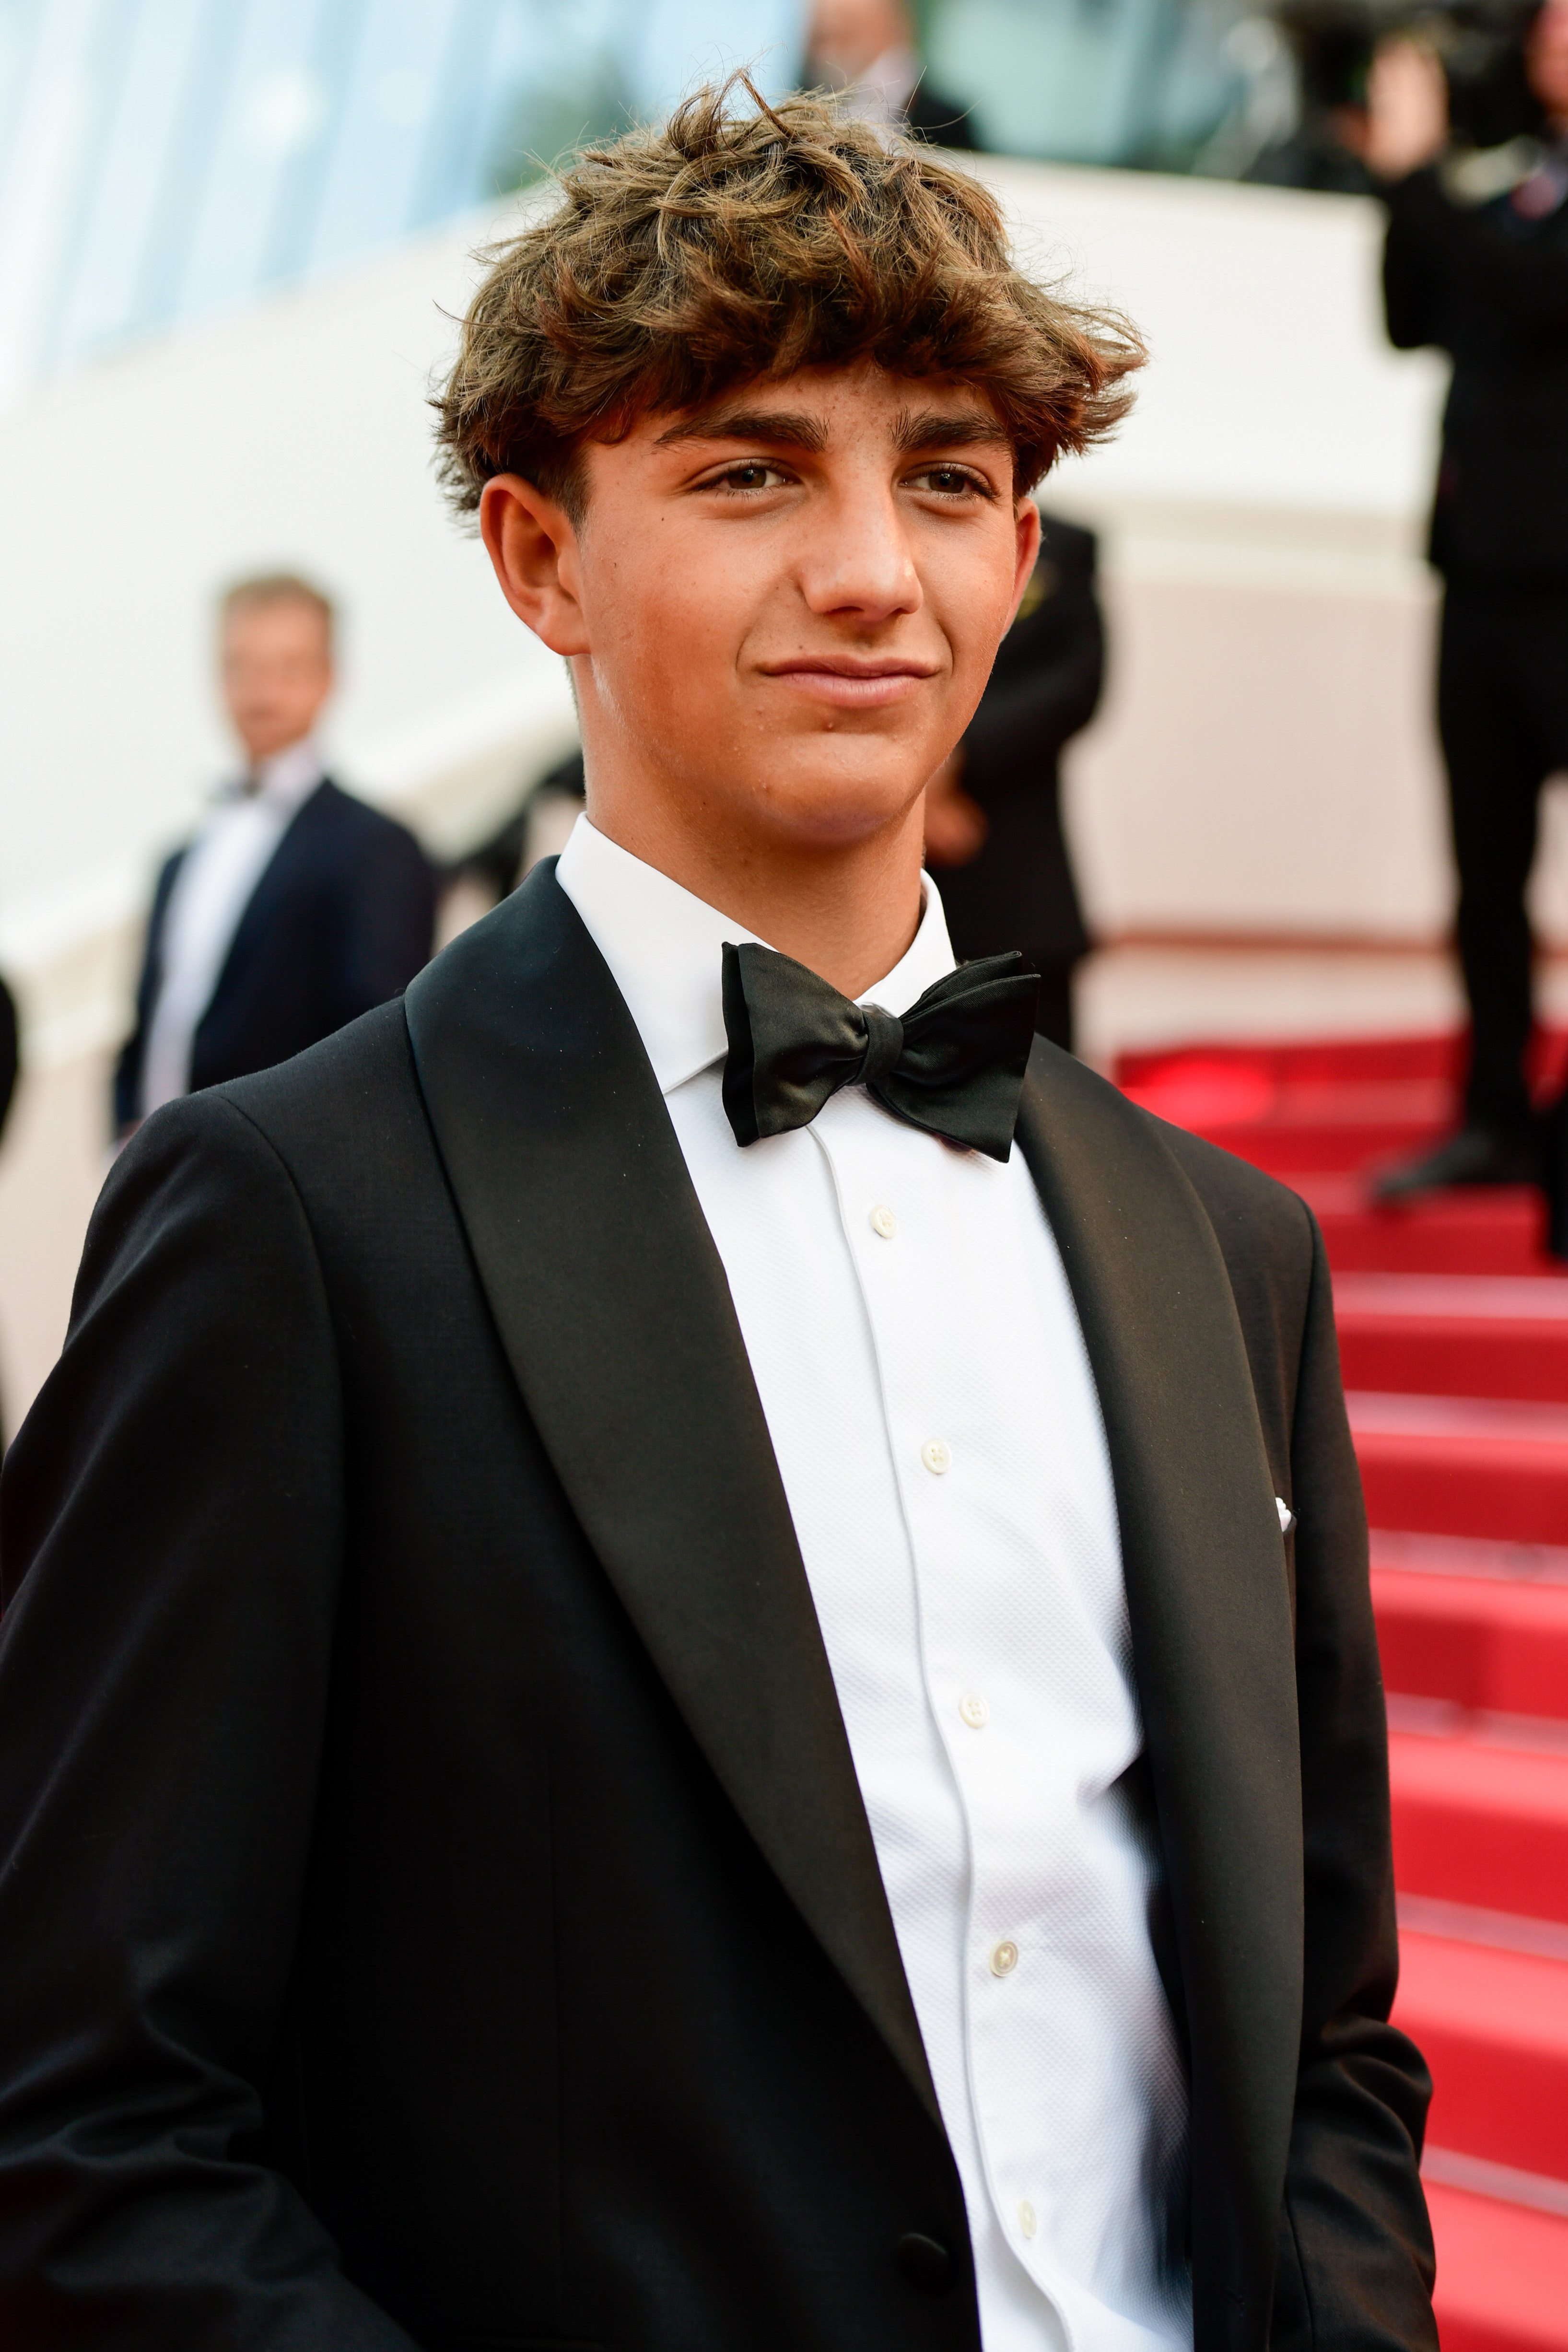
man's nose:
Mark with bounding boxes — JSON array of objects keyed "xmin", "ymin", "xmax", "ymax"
[{"xmin": 799, "ymin": 481, "xmax": 921, "ymax": 623}]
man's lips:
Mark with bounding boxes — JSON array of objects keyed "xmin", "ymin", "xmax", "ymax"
[{"xmin": 759, "ymin": 656, "xmax": 939, "ymax": 709}]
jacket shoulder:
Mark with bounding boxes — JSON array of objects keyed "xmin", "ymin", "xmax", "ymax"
[
  {"xmin": 207, "ymin": 997, "xmax": 425, "ymax": 1162},
  {"xmin": 308, "ymin": 781, "xmax": 429, "ymax": 862},
  {"xmin": 1144, "ymin": 1107, "xmax": 1316, "ymax": 1275}
]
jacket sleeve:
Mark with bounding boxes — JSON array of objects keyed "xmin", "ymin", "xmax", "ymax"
[
  {"xmin": 330, "ymin": 816, "xmax": 436, "ymax": 1030},
  {"xmin": 1271, "ymin": 1214, "xmax": 1438, "ymax": 2351},
  {"xmin": 0, "ymin": 1095, "xmax": 419, "ymax": 2350}
]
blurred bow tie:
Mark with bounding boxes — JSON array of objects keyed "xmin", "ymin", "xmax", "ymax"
[{"xmin": 720, "ymin": 942, "xmax": 1040, "ymax": 1163}]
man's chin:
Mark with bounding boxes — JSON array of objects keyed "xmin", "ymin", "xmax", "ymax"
[
  {"xmin": 718, "ymin": 743, "xmax": 929, "ymax": 840},
  {"xmin": 736, "ymin": 776, "xmax": 924, "ymax": 853}
]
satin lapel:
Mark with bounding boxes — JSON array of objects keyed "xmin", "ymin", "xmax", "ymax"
[
  {"xmin": 1014, "ymin": 1042, "xmax": 1302, "ymax": 2350},
  {"xmin": 404, "ymin": 865, "xmax": 938, "ymax": 2124}
]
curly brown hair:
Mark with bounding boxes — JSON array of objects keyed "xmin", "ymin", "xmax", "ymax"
[{"xmin": 433, "ymin": 78, "xmax": 1142, "ymax": 523}]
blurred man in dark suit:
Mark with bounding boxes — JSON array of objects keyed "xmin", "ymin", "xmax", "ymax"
[
  {"xmin": 115, "ymin": 575, "xmax": 434, "ymax": 1136},
  {"xmin": 1366, "ymin": 3, "xmax": 1568, "ymax": 1199},
  {"xmin": 923, "ymin": 515, "xmax": 1103, "ymax": 1052}
]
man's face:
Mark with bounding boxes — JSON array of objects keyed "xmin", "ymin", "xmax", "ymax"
[
  {"xmin": 542, "ymin": 363, "xmax": 1037, "ymax": 857},
  {"xmin": 221, "ymin": 597, "xmax": 334, "ymax": 768},
  {"xmin": 807, "ymin": 0, "xmax": 911, "ymax": 82}
]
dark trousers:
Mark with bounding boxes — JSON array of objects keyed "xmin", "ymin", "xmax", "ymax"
[{"xmin": 1439, "ymin": 587, "xmax": 1568, "ymax": 1131}]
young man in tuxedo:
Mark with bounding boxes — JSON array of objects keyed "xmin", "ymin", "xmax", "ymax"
[
  {"xmin": 0, "ymin": 85, "xmax": 1435, "ymax": 2352},
  {"xmin": 114, "ymin": 574, "xmax": 435, "ymax": 1138}
]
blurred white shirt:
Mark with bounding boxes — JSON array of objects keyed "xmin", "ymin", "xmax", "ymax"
[
  {"xmin": 139, "ymin": 739, "xmax": 323, "ymax": 1117},
  {"xmin": 556, "ymin": 815, "xmax": 1192, "ymax": 2352}
]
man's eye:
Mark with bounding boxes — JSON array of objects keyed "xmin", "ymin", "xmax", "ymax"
[
  {"xmin": 714, "ymin": 462, "xmax": 786, "ymax": 492},
  {"xmin": 913, "ymin": 465, "xmax": 986, "ymax": 497}
]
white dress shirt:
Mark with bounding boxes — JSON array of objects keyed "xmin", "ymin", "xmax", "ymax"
[
  {"xmin": 139, "ymin": 739, "xmax": 325, "ymax": 1118},
  {"xmin": 555, "ymin": 817, "xmax": 1192, "ymax": 2352}
]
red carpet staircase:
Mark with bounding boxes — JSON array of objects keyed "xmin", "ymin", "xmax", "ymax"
[{"xmin": 1118, "ymin": 1034, "xmax": 1568, "ymax": 2351}]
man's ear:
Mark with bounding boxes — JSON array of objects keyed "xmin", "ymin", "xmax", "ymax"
[
  {"xmin": 1006, "ymin": 496, "xmax": 1042, "ymax": 626},
  {"xmin": 479, "ymin": 475, "xmax": 590, "ymax": 656}
]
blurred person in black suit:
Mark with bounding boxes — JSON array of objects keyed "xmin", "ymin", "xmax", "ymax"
[
  {"xmin": 1367, "ymin": 3, "xmax": 1568, "ymax": 1199},
  {"xmin": 115, "ymin": 576, "xmax": 434, "ymax": 1138},
  {"xmin": 923, "ymin": 515, "xmax": 1103, "ymax": 1052},
  {"xmin": 805, "ymin": 0, "xmax": 977, "ymax": 146}
]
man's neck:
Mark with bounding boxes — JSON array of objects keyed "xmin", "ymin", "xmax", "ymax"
[
  {"xmin": 582, "ymin": 791, "xmax": 927, "ymax": 1001},
  {"xmin": 241, "ymin": 735, "xmax": 321, "ymax": 797}
]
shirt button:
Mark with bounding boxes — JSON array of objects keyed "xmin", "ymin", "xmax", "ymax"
[
  {"xmin": 989, "ymin": 1938, "xmax": 1019, "ymax": 1978},
  {"xmin": 920, "ymin": 1438, "xmax": 952, "ymax": 1475},
  {"xmin": 869, "ymin": 1203, "xmax": 898, "ymax": 1239},
  {"xmin": 959, "ymin": 1691, "xmax": 989, "ymax": 1729},
  {"xmin": 1018, "ymin": 2200, "xmax": 1037, "ymax": 2240}
]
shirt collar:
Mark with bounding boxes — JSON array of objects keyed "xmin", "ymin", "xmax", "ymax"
[
  {"xmin": 223, "ymin": 737, "xmax": 325, "ymax": 811},
  {"xmin": 554, "ymin": 813, "xmax": 957, "ymax": 1097}
]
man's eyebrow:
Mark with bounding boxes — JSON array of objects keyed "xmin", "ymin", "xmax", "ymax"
[
  {"xmin": 891, "ymin": 408, "xmax": 1012, "ymax": 455},
  {"xmin": 655, "ymin": 408, "xmax": 829, "ymax": 453}
]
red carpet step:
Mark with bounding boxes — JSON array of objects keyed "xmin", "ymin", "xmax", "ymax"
[
  {"xmin": 1390, "ymin": 1724, "xmax": 1568, "ymax": 1923},
  {"xmin": 1424, "ymin": 2178, "xmax": 1568, "ymax": 2352},
  {"xmin": 1394, "ymin": 1927, "xmax": 1568, "ymax": 2181},
  {"xmin": 1348, "ymin": 1392, "xmax": 1568, "ymax": 1546},
  {"xmin": 1115, "ymin": 1029, "xmax": 1566, "ymax": 1094},
  {"xmin": 1374, "ymin": 1560, "xmax": 1568, "ymax": 1716},
  {"xmin": 1298, "ymin": 1174, "xmax": 1554, "ymax": 1279},
  {"xmin": 1337, "ymin": 1275, "xmax": 1568, "ymax": 1404},
  {"xmin": 1119, "ymin": 1056, "xmax": 1447, "ymax": 1174},
  {"xmin": 1116, "ymin": 1036, "xmax": 1470, "ymax": 1088}
]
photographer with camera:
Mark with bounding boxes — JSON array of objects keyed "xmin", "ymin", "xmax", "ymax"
[{"xmin": 1369, "ymin": 2, "xmax": 1568, "ymax": 1226}]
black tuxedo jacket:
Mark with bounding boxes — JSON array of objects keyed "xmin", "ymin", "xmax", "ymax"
[
  {"xmin": 0, "ymin": 867, "xmax": 1435, "ymax": 2351},
  {"xmin": 113, "ymin": 777, "xmax": 435, "ymax": 1130},
  {"xmin": 937, "ymin": 517, "xmax": 1101, "ymax": 977}
]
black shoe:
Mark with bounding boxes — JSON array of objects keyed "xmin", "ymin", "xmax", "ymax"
[{"xmin": 1373, "ymin": 1124, "xmax": 1543, "ymax": 1201}]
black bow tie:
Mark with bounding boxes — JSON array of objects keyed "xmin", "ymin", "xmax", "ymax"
[{"xmin": 720, "ymin": 942, "xmax": 1039, "ymax": 1162}]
